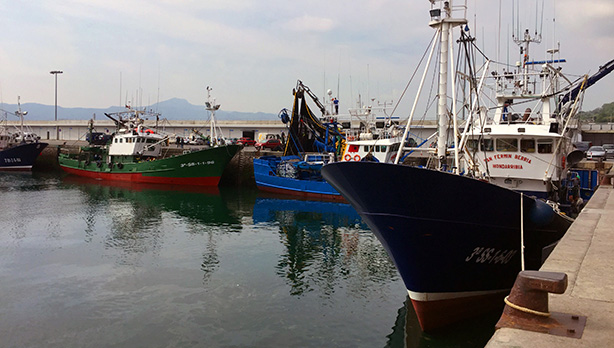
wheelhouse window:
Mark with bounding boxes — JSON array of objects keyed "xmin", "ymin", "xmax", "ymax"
[
  {"xmin": 480, "ymin": 139, "xmax": 494, "ymax": 151},
  {"xmin": 520, "ymin": 139, "xmax": 535, "ymax": 153},
  {"xmin": 363, "ymin": 145, "xmax": 369, "ymax": 152},
  {"xmin": 496, "ymin": 138, "xmax": 518, "ymax": 152},
  {"xmin": 467, "ymin": 139, "xmax": 479, "ymax": 152},
  {"xmin": 537, "ymin": 139, "xmax": 553, "ymax": 153}
]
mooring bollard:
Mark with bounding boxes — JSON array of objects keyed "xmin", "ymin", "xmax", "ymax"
[{"xmin": 495, "ymin": 270, "xmax": 586, "ymax": 338}]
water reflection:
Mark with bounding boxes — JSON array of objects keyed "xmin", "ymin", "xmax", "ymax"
[
  {"xmin": 0, "ymin": 173, "xmax": 494, "ymax": 346},
  {"xmin": 0, "ymin": 172, "xmax": 64, "ymax": 241},
  {"xmin": 61, "ymin": 176, "xmax": 252, "ymax": 274},
  {"xmin": 385, "ymin": 297, "xmax": 498, "ymax": 348},
  {"xmin": 62, "ymin": 176, "xmax": 243, "ymax": 225},
  {"xmin": 253, "ymin": 196, "xmax": 400, "ymax": 298}
]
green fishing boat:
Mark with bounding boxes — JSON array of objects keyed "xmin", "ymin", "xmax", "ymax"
[{"xmin": 59, "ymin": 91, "xmax": 239, "ymax": 186}]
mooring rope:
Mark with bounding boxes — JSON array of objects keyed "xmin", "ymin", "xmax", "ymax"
[{"xmin": 504, "ymin": 296, "xmax": 551, "ymax": 317}]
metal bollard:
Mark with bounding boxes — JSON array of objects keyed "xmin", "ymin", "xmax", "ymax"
[{"xmin": 495, "ymin": 270, "xmax": 586, "ymax": 338}]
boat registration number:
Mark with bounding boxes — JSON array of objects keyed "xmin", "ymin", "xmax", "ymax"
[
  {"xmin": 3, "ymin": 157, "xmax": 22, "ymax": 163},
  {"xmin": 180, "ymin": 161, "xmax": 215, "ymax": 168},
  {"xmin": 465, "ymin": 247, "xmax": 517, "ymax": 264}
]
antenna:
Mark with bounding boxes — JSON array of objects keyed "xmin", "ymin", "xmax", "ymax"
[
  {"xmin": 138, "ymin": 64, "xmax": 142, "ymax": 109},
  {"xmin": 156, "ymin": 63, "xmax": 160, "ymax": 113},
  {"xmin": 512, "ymin": 0, "xmax": 543, "ymax": 95},
  {"xmin": 497, "ymin": 0, "xmax": 502, "ymax": 71},
  {"xmin": 367, "ymin": 64, "xmax": 370, "ymax": 104}
]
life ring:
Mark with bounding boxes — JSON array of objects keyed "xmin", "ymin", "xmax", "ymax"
[
  {"xmin": 117, "ymin": 162, "xmax": 124, "ymax": 169},
  {"xmin": 344, "ymin": 154, "xmax": 352, "ymax": 161},
  {"xmin": 347, "ymin": 136, "xmax": 355, "ymax": 141},
  {"xmin": 354, "ymin": 155, "xmax": 361, "ymax": 161}
]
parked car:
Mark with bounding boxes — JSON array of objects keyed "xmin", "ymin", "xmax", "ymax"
[
  {"xmin": 586, "ymin": 145, "xmax": 606, "ymax": 160},
  {"xmin": 236, "ymin": 137, "xmax": 256, "ymax": 146},
  {"xmin": 187, "ymin": 137, "xmax": 206, "ymax": 145},
  {"xmin": 603, "ymin": 144, "xmax": 614, "ymax": 159},
  {"xmin": 256, "ymin": 138, "xmax": 282, "ymax": 151},
  {"xmin": 573, "ymin": 141, "xmax": 591, "ymax": 154}
]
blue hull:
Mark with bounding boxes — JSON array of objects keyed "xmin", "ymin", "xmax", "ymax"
[
  {"xmin": 0, "ymin": 142, "xmax": 48, "ymax": 171},
  {"xmin": 254, "ymin": 156, "xmax": 342, "ymax": 201},
  {"xmin": 321, "ymin": 161, "xmax": 572, "ymax": 330}
]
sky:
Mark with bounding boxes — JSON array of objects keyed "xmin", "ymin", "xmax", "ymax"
[{"xmin": 1, "ymin": 0, "xmax": 613, "ymax": 118}]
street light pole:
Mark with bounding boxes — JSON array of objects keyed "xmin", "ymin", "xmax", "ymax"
[{"xmin": 50, "ymin": 70, "xmax": 63, "ymax": 140}]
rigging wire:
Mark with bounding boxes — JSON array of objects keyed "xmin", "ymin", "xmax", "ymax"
[{"xmin": 390, "ymin": 30, "xmax": 439, "ymax": 117}]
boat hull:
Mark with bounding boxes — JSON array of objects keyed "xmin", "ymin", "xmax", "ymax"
[
  {"xmin": 0, "ymin": 142, "xmax": 48, "ymax": 171},
  {"xmin": 321, "ymin": 161, "xmax": 572, "ymax": 331},
  {"xmin": 253, "ymin": 157, "xmax": 344, "ymax": 201},
  {"xmin": 59, "ymin": 145, "xmax": 239, "ymax": 186}
]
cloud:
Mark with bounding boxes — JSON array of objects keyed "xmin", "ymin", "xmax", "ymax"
[
  {"xmin": 283, "ymin": 15, "xmax": 336, "ymax": 33},
  {"xmin": 0, "ymin": 0, "xmax": 612, "ymax": 114}
]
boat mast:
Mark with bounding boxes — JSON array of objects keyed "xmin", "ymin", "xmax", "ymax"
[
  {"xmin": 16, "ymin": 96, "xmax": 27, "ymax": 138},
  {"xmin": 205, "ymin": 86, "xmax": 222, "ymax": 146},
  {"xmin": 429, "ymin": 1, "xmax": 467, "ymax": 170},
  {"xmin": 514, "ymin": 28, "xmax": 541, "ymax": 96},
  {"xmin": 436, "ymin": 3, "xmax": 450, "ymax": 169}
]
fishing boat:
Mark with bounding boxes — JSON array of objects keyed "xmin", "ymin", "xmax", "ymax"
[
  {"xmin": 321, "ymin": 0, "xmax": 614, "ymax": 331},
  {"xmin": 0, "ymin": 97, "xmax": 48, "ymax": 171},
  {"xmin": 253, "ymin": 80, "xmax": 407, "ymax": 200},
  {"xmin": 59, "ymin": 89, "xmax": 239, "ymax": 186}
]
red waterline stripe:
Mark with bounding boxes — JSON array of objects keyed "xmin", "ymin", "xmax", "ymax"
[{"xmin": 60, "ymin": 166, "xmax": 221, "ymax": 186}]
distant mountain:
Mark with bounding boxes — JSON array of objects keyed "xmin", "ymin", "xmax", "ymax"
[{"xmin": 0, "ymin": 98, "xmax": 278, "ymax": 121}]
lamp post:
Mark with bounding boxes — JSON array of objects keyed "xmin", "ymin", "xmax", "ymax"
[{"xmin": 50, "ymin": 70, "xmax": 63, "ymax": 140}]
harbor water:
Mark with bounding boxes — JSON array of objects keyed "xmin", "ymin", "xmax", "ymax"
[{"xmin": 0, "ymin": 172, "xmax": 496, "ymax": 347}]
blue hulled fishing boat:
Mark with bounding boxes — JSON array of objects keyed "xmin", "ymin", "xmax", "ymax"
[
  {"xmin": 322, "ymin": 0, "xmax": 614, "ymax": 331},
  {"xmin": 254, "ymin": 80, "xmax": 406, "ymax": 201},
  {"xmin": 0, "ymin": 98, "xmax": 48, "ymax": 171}
]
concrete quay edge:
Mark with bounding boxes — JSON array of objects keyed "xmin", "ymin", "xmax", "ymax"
[{"xmin": 486, "ymin": 174, "xmax": 614, "ymax": 347}]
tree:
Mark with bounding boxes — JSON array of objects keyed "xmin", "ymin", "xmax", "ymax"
[{"xmin": 578, "ymin": 102, "xmax": 614, "ymax": 123}]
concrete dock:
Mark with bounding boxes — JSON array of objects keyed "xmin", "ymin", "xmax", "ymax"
[{"xmin": 487, "ymin": 172, "xmax": 614, "ymax": 346}]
